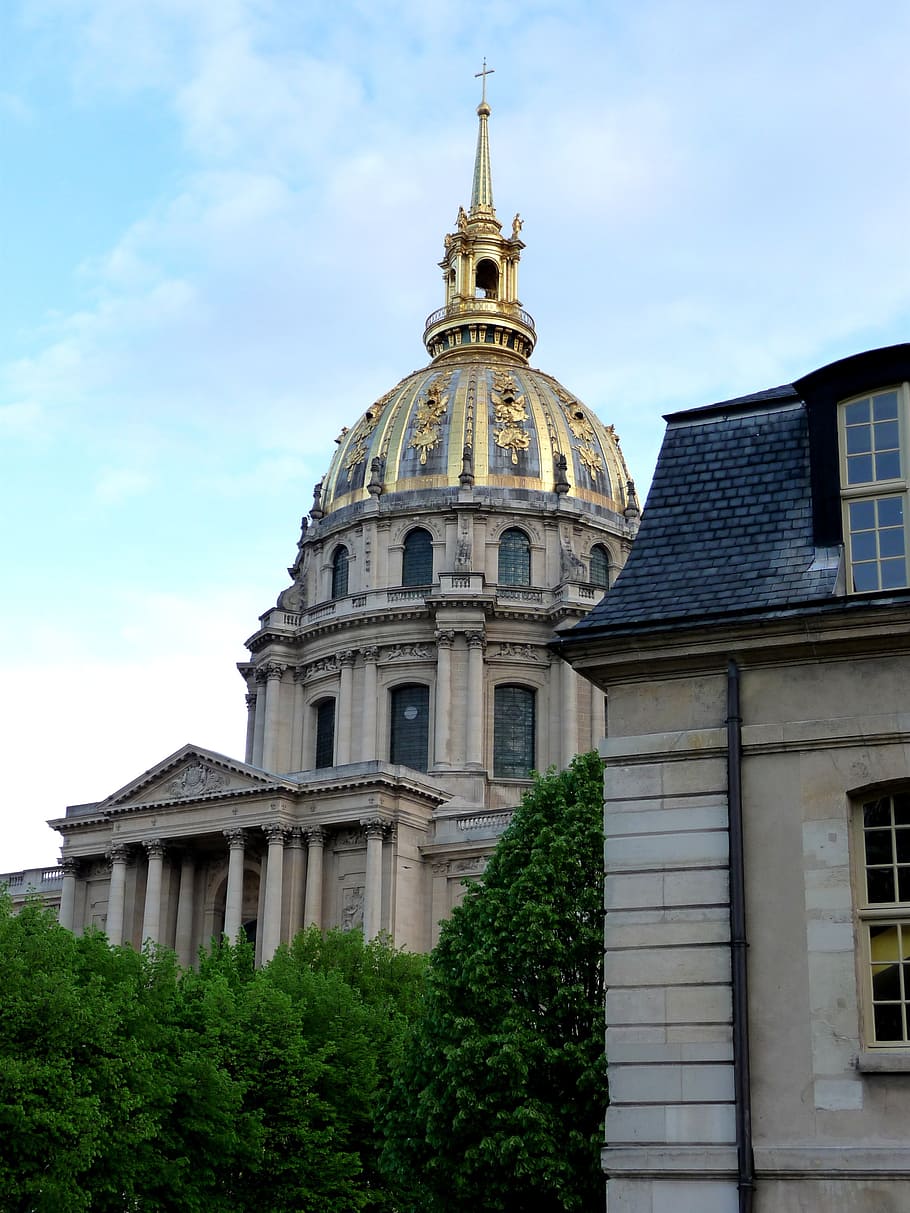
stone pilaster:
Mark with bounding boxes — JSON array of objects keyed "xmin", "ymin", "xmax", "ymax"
[
  {"xmin": 244, "ymin": 691, "xmax": 257, "ymax": 765},
  {"xmin": 260, "ymin": 824, "xmax": 287, "ymax": 963},
  {"xmin": 106, "ymin": 844, "xmax": 130, "ymax": 946},
  {"xmin": 141, "ymin": 838, "xmax": 166, "ymax": 944},
  {"xmin": 434, "ymin": 630, "xmax": 455, "ymax": 768},
  {"xmin": 57, "ymin": 856, "xmax": 80, "ymax": 932},
  {"xmin": 223, "ymin": 828, "xmax": 246, "ymax": 941},
  {"xmin": 303, "ymin": 826, "xmax": 326, "ymax": 928},
  {"xmin": 360, "ymin": 646, "xmax": 379, "ymax": 761},
  {"xmin": 465, "ymin": 631, "xmax": 486, "ymax": 767},
  {"xmin": 261, "ymin": 663, "xmax": 285, "ymax": 771},
  {"xmin": 337, "ymin": 650, "xmax": 356, "ymax": 764},
  {"xmin": 174, "ymin": 850, "xmax": 196, "ymax": 967},
  {"xmin": 362, "ymin": 818, "xmax": 389, "ymax": 941},
  {"xmin": 284, "ymin": 827, "xmax": 305, "ymax": 941}
]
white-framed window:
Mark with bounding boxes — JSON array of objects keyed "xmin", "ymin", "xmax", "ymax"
[
  {"xmin": 839, "ymin": 386, "xmax": 909, "ymax": 592},
  {"xmin": 854, "ymin": 790, "xmax": 910, "ymax": 1047}
]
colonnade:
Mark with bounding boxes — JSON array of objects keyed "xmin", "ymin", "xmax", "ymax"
[{"xmin": 57, "ymin": 818, "xmax": 393, "ymax": 964}]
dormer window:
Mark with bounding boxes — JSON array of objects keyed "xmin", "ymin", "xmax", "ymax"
[{"xmin": 839, "ymin": 387, "xmax": 909, "ymax": 592}]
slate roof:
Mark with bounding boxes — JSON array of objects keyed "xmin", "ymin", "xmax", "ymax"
[{"xmin": 567, "ymin": 387, "xmax": 841, "ymax": 637}]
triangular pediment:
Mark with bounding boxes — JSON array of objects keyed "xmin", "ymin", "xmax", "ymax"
[{"xmin": 98, "ymin": 744, "xmax": 291, "ymax": 811}]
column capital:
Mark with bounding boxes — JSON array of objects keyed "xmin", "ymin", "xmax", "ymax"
[
  {"xmin": 224, "ymin": 828, "xmax": 247, "ymax": 849},
  {"xmin": 262, "ymin": 823, "xmax": 288, "ymax": 844},
  {"xmin": 59, "ymin": 856, "xmax": 81, "ymax": 878},
  {"xmin": 465, "ymin": 630, "xmax": 486, "ymax": 650},
  {"xmin": 360, "ymin": 817, "xmax": 390, "ymax": 841},
  {"xmin": 265, "ymin": 662, "xmax": 285, "ymax": 682},
  {"xmin": 303, "ymin": 825, "xmax": 327, "ymax": 847},
  {"xmin": 286, "ymin": 826, "xmax": 305, "ymax": 849},
  {"xmin": 339, "ymin": 649, "xmax": 356, "ymax": 668},
  {"xmin": 435, "ymin": 629, "xmax": 456, "ymax": 648},
  {"xmin": 108, "ymin": 843, "xmax": 131, "ymax": 865},
  {"xmin": 361, "ymin": 644, "xmax": 380, "ymax": 663},
  {"xmin": 143, "ymin": 838, "xmax": 166, "ymax": 860},
  {"xmin": 431, "ymin": 860, "xmax": 449, "ymax": 876},
  {"xmin": 293, "ymin": 663, "xmax": 308, "ymax": 682},
  {"xmin": 245, "ymin": 692, "xmax": 257, "ymax": 710}
]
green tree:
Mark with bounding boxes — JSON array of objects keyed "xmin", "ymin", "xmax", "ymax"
[
  {"xmin": 0, "ymin": 894, "xmax": 426, "ymax": 1212},
  {"xmin": 382, "ymin": 751, "xmax": 607, "ymax": 1213}
]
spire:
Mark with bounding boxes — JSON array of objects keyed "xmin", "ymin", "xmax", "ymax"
[
  {"xmin": 422, "ymin": 72, "xmax": 536, "ymax": 364},
  {"xmin": 471, "ymin": 59, "xmax": 495, "ymax": 215}
]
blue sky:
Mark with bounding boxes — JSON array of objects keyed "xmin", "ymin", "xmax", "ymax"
[{"xmin": 4, "ymin": 0, "xmax": 910, "ymax": 870}]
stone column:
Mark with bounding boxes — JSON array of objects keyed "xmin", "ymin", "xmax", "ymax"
[
  {"xmin": 244, "ymin": 691, "xmax": 257, "ymax": 764},
  {"xmin": 106, "ymin": 844, "xmax": 130, "ymax": 946},
  {"xmin": 285, "ymin": 828, "xmax": 305, "ymax": 941},
  {"xmin": 260, "ymin": 824, "xmax": 286, "ymax": 963},
  {"xmin": 362, "ymin": 818, "xmax": 387, "ymax": 941},
  {"xmin": 360, "ymin": 646, "xmax": 379, "ymax": 761},
  {"xmin": 303, "ymin": 827, "xmax": 326, "ymax": 927},
  {"xmin": 141, "ymin": 839, "xmax": 166, "ymax": 944},
  {"xmin": 336, "ymin": 650, "xmax": 355, "ymax": 765},
  {"xmin": 434, "ymin": 630, "xmax": 454, "ymax": 768},
  {"xmin": 223, "ymin": 829, "xmax": 246, "ymax": 941},
  {"xmin": 465, "ymin": 631, "xmax": 486, "ymax": 767},
  {"xmin": 252, "ymin": 668, "xmax": 267, "ymax": 766},
  {"xmin": 57, "ymin": 857, "xmax": 79, "ymax": 932},
  {"xmin": 293, "ymin": 666, "xmax": 307, "ymax": 770},
  {"xmin": 261, "ymin": 664, "xmax": 285, "ymax": 771},
  {"xmin": 174, "ymin": 851, "xmax": 196, "ymax": 967},
  {"xmin": 561, "ymin": 659, "xmax": 579, "ymax": 769}
]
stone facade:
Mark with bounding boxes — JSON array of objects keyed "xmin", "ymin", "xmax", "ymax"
[
  {"xmin": 5, "ymin": 92, "xmax": 638, "ymax": 962},
  {"xmin": 560, "ymin": 348, "xmax": 910, "ymax": 1211}
]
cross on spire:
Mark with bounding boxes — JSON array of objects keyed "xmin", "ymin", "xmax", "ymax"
[{"xmin": 475, "ymin": 58, "xmax": 494, "ymax": 104}]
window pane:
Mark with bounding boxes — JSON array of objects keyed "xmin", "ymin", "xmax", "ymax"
[
  {"xmin": 493, "ymin": 685, "xmax": 535, "ymax": 778},
  {"xmin": 894, "ymin": 793, "xmax": 910, "ymax": 825},
  {"xmin": 846, "ymin": 454, "xmax": 874, "ymax": 484},
  {"xmin": 498, "ymin": 528, "xmax": 531, "ymax": 586},
  {"xmin": 402, "ymin": 528, "xmax": 433, "ymax": 586},
  {"xmin": 881, "ymin": 559, "xmax": 908, "ymax": 589},
  {"xmin": 896, "ymin": 831, "xmax": 910, "ymax": 862},
  {"xmin": 589, "ymin": 544, "xmax": 610, "ymax": 588},
  {"xmin": 315, "ymin": 699, "xmax": 336, "ymax": 769},
  {"xmin": 390, "ymin": 684, "xmax": 429, "ymax": 771},
  {"xmin": 872, "ymin": 961, "xmax": 902, "ymax": 1001},
  {"xmin": 852, "ymin": 563, "xmax": 879, "ymax": 592},
  {"xmin": 865, "ymin": 798, "xmax": 892, "ymax": 829},
  {"xmin": 875, "ymin": 419, "xmax": 900, "ymax": 451},
  {"xmin": 849, "ymin": 500, "xmax": 876, "ymax": 530},
  {"xmin": 846, "ymin": 425, "xmax": 872, "ymax": 455},
  {"xmin": 899, "ymin": 868, "xmax": 910, "ymax": 901},
  {"xmin": 866, "ymin": 831, "xmax": 894, "ymax": 865},
  {"xmin": 845, "ymin": 399, "xmax": 871, "ymax": 425},
  {"xmin": 332, "ymin": 546, "xmax": 349, "ymax": 599},
  {"xmin": 868, "ymin": 867, "xmax": 896, "ymax": 903},
  {"xmin": 873, "ymin": 390, "xmax": 899, "ymax": 420},
  {"xmin": 876, "ymin": 450, "xmax": 902, "ymax": 480},
  {"xmin": 851, "ymin": 530, "xmax": 878, "ymax": 561},
  {"xmin": 878, "ymin": 497, "xmax": 905, "ymax": 527},
  {"xmin": 873, "ymin": 1002, "xmax": 905, "ymax": 1043}
]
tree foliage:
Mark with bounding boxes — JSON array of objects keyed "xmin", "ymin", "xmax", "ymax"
[
  {"xmin": 0, "ymin": 898, "xmax": 425, "ymax": 1212},
  {"xmin": 381, "ymin": 751, "xmax": 607, "ymax": 1213}
]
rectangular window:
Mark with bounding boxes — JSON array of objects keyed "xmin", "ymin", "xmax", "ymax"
[
  {"xmin": 856, "ymin": 791, "xmax": 910, "ymax": 1046},
  {"xmin": 839, "ymin": 387, "xmax": 910, "ymax": 592},
  {"xmin": 314, "ymin": 699, "xmax": 335, "ymax": 769}
]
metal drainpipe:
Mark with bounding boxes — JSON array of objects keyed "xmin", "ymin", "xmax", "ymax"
[{"xmin": 727, "ymin": 658, "xmax": 755, "ymax": 1213}]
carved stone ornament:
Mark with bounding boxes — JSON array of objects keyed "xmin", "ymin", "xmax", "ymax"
[
  {"xmin": 554, "ymin": 388, "xmax": 605, "ymax": 482},
  {"xmin": 491, "ymin": 371, "xmax": 530, "ymax": 464},
  {"xmin": 166, "ymin": 762, "xmax": 228, "ymax": 800},
  {"xmin": 262, "ymin": 824, "xmax": 287, "ymax": 845},
  {"xmin": 334, "ymin": 828, "xmax": 364, "ymax": 848},
  {"xmin": 143, "ymin": 838, "xmax": 166, "ymax": 860},
  {"xmin": 451, "ymin": 857, "xmax": 485, "ymax": 875},
  {"xmin": 361, "ymin": 817, "xmax": 390, "ymax": 840},
  {"xmin": 409, "ymin": 373, "xmax": 452, "ymax": 465},
  {"xmin": 303, "ymin": 826, "xmax": 327, "ymax": 847},
  {"xmin": 496, "ymin": 642, "xmax": 538, "ymax": 660},
  {"xmin": 224, "ymin": 828, "xmax": 246, "ymax": 849},
  {"xmin": 306, "ymin": 655, "xmax": 339, "ymax": 679},
  {"xmin": 342, "ymin": 886, "xmax": 365, "ymax": 931},
  {"xmin": 384, "ymin": 643, "xmax": 431, "ymax": 661}
]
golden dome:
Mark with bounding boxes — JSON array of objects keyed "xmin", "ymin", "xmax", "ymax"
[
  {"xmin": 322, "ymin": 359, "xmax": 631, "ymax": 514},
  {"xmin": 315, "ymin": 77, "xmax": 634, "ymax": 520}
]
